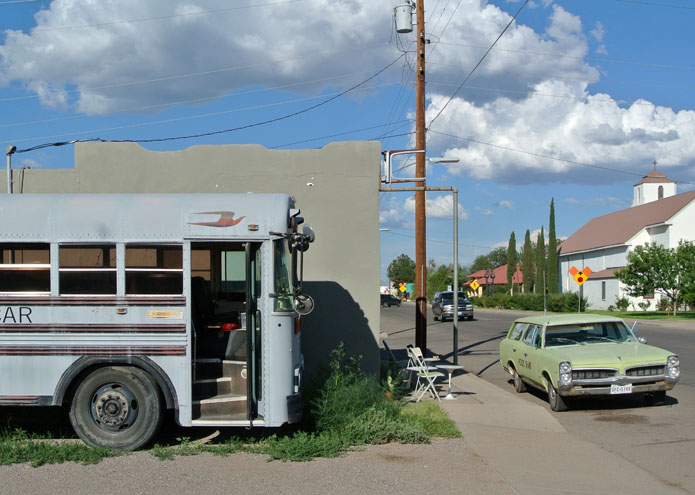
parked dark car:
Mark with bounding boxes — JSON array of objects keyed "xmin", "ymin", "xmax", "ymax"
[
  {"xmin": 432, "ymin": 291, "xmax": 473, "ymax": 321},
  {"xmin": 381, "ymin": 294, "xmax": 402, "ymax": 307}
]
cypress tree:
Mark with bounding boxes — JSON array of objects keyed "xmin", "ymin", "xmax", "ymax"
[
  {"xmin": 522, "ymin": 229, "xmax": 533, "ymax": 294},
  {"xmin": 547, "ymin": 198, "xmax": 559, "ymax": 293},
  {"xmin": 506, "ymin": 231, "xmax": 517, "ymax": 295},
  {"xmin": 535, "ymin": 227, "xmax": 545, "ymax": 294}
]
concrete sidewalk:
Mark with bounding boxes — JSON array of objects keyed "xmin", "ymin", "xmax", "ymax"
[{"xmin": 438, "ymin": 372, "xmax": 682, "ymax": 495}]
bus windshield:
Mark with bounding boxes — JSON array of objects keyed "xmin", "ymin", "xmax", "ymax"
[{"xmin": 273, "ymin": 239, "xmax": 293, "ymax": 311}]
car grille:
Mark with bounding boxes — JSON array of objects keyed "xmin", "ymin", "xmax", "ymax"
[
  {"xmin": 626, "ymin": 365, "xmax": 665, "ymax": 377},
  {"xmin": 572, "ymin": 369, "xmax": 617, "ymax": 380}
]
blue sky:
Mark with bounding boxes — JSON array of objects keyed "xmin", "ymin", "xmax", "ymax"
[{"xmin": 1, "ymin": 0, "xmax": 694, "ymax": 284}]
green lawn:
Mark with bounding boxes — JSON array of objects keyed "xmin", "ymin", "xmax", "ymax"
[{"xmin": 588, "ymin": 310, "xmax": 695, "ymax": 321}]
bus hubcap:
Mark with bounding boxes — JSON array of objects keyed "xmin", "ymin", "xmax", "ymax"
[{"xmin": 92, "ymin": 384, "xmax": 138, "ymax": 430}]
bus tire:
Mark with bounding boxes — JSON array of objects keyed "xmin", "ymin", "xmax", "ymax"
[{"xmin": 69, "ymin": 366, "xmax": 163, "ymax": 451}]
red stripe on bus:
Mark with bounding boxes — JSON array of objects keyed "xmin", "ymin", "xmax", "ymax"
[
  {"xmin": 0, "ymin": 395, "xmax": 40, "ymax": 405},
  {"xmin": 0, "ymin": 324, "xmax": 186, "ymax": 333},
  {"xmin": 0, "ymin": 296, "xmax": 186, "ymax": 306},
  {"xmin": 0, "ymin": 346, "xmax": 186, "ymax": 356}
]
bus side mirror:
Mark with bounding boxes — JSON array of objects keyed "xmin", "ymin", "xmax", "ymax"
[
  {"xmin": 302, "ymin": 224, "xmax": 315, "ymax": 243},
  {"xmin": 293, "ymin": 294, "xmax": 315, "ymax": 315}
]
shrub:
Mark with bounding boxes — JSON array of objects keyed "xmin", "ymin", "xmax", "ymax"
[
  {"xmin": 615, "ymin": 296, "xmax": 630, "ymax": 312},
  {"xmin": 471, "ymin": 293, "xmax": 588, "ymax": 312}
]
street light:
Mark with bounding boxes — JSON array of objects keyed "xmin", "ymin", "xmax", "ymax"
[
  {"xmin": 6, "ymin": 145, "xmax": 16, "ymax": 194},
  {"xmin": 427, "ymin": 157, "xmax": 459, "ymax": 164},
  {"xmin": 485, "ymin": 269, "xmax": 494, "ymax": 297},
  {"xmin": 428, "ymin": 156, "xmax": 461, "ymax": 363}
]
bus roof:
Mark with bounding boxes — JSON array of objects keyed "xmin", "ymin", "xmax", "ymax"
[{"xmin": 0, "ymin": 193, "xmax": 295, "ymax": 243}]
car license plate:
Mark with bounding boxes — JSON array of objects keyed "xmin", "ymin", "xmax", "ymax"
[{"xmin": 610, "ymin": 384, "xmax": 632, "ymax": 394}]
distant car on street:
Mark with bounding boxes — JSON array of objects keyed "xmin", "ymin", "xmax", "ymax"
[
  {"xmin": 499, "ymin": 314, "xmax": 680, "ymax": 411},
  {"xmin": 381, "ymin": 294, "xmax": 402, "ymax": 307},
  {"xmin": 431, "ymin": 291, "xmax": 473, "ymax": 321}
]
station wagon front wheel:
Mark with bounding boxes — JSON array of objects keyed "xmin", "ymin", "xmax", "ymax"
[
  {"xmin": 512, "ymin": 367, "xmax": 526, "ymax": 393},
  {"xmin": 546, "ymin": 378, "xmax": 568, "ymax": 412},
  {"xmin": 69, "ymin": 366, "xmax": 163, "ymax": 451}
]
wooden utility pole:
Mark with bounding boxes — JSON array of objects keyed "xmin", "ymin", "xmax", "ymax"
[{"xmin": 414, "ymin": 0, "xmax": 427, "ymax": 351}]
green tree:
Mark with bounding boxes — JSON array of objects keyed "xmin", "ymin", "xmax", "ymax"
[
  {"xmin": 522, "ymin": 229, "xmax": 534, "ymax": 294},
  {"xmin": 387, "ymin": 254, "xmax": 415, "ymax": 289},
  {"xmin": 615, "ymin": 241, "xmax": 695, "ymax": 316},
  {"xmin": 506, "ymin": 232, "xmax": 517, "ymax": 294},
  {"xmin": 535, "ymin": 227, "xmax": 546, "ymax": 294},
  {"xmin": 469, "ymin": 246, "xmax": 507, "ymax": 273},
  {"xmin": 427, "ymin": 264, "xmax": 452, "ymax": 300},
  {"xmin": 547, "ymin": 198, "xmax": 559, "ymax": 293}
]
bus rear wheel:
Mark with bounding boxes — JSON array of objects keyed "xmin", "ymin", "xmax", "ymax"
[{"xmin": 69, "ymin": 366, "xmax": 163, "ymax": 451}]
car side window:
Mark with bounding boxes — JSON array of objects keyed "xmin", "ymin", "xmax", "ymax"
[
  {"xmin": 522, "ymin": 325, "xmax": 540, "ymax": 347},
  {"xmin": 508, "ymin": 322, "xmax": 527, "ymax": 341}
]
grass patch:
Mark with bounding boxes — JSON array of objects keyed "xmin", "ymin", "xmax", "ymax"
[
  {"xmin": 401, "ymin": 402, "xmax": 462, "ymax": 438},
  {"xmin": 0, "ymin": 426, "xmax": 120, "ymax": 467},
  {"xmin": 0, "ymin": 344, "xmax": 461, "ymax": 466},
  {"xmin": 589, "ymin": 310, "xmax": 695, "ymax": 321},
  {"xmin": 149, "ymin": 344, "xmax": 460, "ymax": 462}
]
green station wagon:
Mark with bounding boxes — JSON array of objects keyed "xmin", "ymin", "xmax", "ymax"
[{"xmin": 499, "ymin": 314, "xmax": 680, "ymax": 411}]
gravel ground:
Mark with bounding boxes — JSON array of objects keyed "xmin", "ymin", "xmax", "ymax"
[{"xmin": 0, "ymin": 438, "xmax": 516, "ymax": 495}]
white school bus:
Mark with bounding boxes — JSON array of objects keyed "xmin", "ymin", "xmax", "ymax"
[{"xmin": 0, "ymin": 193, "xmax": 315, "ymax": 450}]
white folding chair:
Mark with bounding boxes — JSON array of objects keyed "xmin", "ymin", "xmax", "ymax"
[{"xmin": 406, "ymin": 346, "xmax": 444, "ymax": 402}]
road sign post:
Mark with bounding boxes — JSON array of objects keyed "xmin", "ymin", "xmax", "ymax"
[{"xmin": 569, "ymin": 266, "xmax": 592, "ymax": 313}]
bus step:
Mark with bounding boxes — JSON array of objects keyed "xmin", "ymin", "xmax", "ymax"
[
  {"xmin": 193, "ymin": 394, "xmax": 247, "ymax": 420},
  {"xmin": 194, "ymin": 358, "xmax": 246, "ymax": 381},
  {"xmin": 193, "ymin": 377, "xmax": 233, "ymax": 398}
]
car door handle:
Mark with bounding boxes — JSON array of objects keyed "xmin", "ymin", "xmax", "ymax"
[
  {"xmin": 512, "ymin": 349, "xmax": 516, "ymax": 352},
  {"xmin": 524, "ymin": 353, "xmax": 528, "ymax": 357}
]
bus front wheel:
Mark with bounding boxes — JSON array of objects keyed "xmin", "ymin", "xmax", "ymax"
[{"xmin": 69, "ymin": 366, "xmax": 163, "ymax": 451}]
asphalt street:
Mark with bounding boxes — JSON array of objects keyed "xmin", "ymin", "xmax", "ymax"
[{"xmin": 380, "ymin": 304, "xmax": 695, "ymax": 493}]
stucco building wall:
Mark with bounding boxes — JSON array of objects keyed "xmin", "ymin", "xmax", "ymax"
[{"xmin": 11, "ymin": 141, "xmax": 382, "ymax": 374}]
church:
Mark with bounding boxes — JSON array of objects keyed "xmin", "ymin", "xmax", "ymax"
[{"xmin": 557, "ymin": 170, "xmax": 695, "ymax": 310}]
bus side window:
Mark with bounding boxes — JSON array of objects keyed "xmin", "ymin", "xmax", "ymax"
[
  {"xmin": 125, "ymin": 245, "xmax": 183, "ymax": 295},
  {"xmin": 59, "ymin": 245, "xmax": 117, "ymax": 295},
  {"xmin": 0, "ymin": 243, "xmax": 50, "ymax": 293}
]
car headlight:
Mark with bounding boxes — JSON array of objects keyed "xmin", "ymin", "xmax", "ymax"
[
  {"xmin": 559, "ymin": 361, "xmax": 572, "ymax": 385},
  {"xmin": 667, "ymin": 355, "xmax": 680, "ymax": 379}
]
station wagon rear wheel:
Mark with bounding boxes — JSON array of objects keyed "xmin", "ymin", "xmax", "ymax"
[
  {"xmin": 69, "ymin": 366, "xmax": 163, "ymax": 451},
  {"xmin": 546, "ymin": 377, "xmax": 568, "ymax": 412},
  {"xmin": 512, "ymin": 367, "xmax": 526, "ymax": 393}
]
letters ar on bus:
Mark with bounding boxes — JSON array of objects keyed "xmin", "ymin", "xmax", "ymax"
[{"xmin": 0, "ymin": 193, "xmax": 315, "ymax": 450}]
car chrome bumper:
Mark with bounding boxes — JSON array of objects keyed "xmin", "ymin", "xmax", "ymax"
[
  {"xmin": 442, "ymin": 309, "xmax": 473, "ymax": 317},
  {"xmin": 558, "ymin": 375, "xmax": 678, "ymax": 396}
]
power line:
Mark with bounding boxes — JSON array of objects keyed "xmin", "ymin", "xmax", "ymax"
[
  {"xmin": 425, "ymin": 80, "xmax": 688, "ymax": 109},
  {"xmin": 0, "ymin": 0, "xmax": 39, "ymax": 3},
  {"xmin": 383, "ymin": 229, "xmax": 492, "ymax": 249},
  {"xmin": 10, "ymin": 55, "xmax": 404, "ymax": 150},
  {"xmin": 5, "ymin": 82, "xmax": 400, "ymax": 146},
  {"xmin": 434, "ymin": 41, "xmax": 695, "ymax": 71},
  {"xmin": 427, "ymin": 0, "xmax": 530, "ymax": 129},
  {"xmin": 269, "ymin": 120, "xmax": 411, "ymax": 148},
  {"xmin": 616, "ymin": 0, "xmax": 695, "ymax": 9},
  {"xmin": 0, "ymin": 42, "xmax": 391, "ymax": 105},
  {"xmin": 429, "ymin": 129, "xmax": 695, "ymax": 186},
  {"xmin": 29, "ymin": 1, "xmax": 302, "ymax": 32},
  {"xmin": 1, "ymin": 71, "xmax": 392, "ymax": 129}
]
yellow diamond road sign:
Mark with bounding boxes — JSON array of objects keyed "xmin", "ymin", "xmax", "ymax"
[
  {"xmin": 399, "ymin": 285, "xmax": 406, "ymax": 293},
  {"xmin": 470, "ymin": 280, "xmax": 480, "ymax": 291}
]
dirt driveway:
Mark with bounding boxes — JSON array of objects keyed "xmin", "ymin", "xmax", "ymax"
[{"xmin": 1, "ymin": 438, "xmax": 516, "ymax": 495}]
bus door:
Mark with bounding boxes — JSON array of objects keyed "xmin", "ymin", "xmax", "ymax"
[{"xmin": 246, "ymin": 242, "xmax": 262, "ymax": 421}]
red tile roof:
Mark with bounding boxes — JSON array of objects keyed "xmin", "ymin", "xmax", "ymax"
[
  {"xmin": 558, "ymin": 190, "xmax": 695, "ymax": 255},
  {"xmin": 466, "ymin": 264, "xmax": 523, "ymax": 285},
  {"xmin": 634, "ymin": 170, "xmax": 675, "ymax": 186}
]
